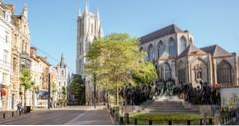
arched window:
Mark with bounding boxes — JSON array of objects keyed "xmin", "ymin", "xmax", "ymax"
[
  {"xmin": 147, "ymin": 44, "xmax": 154, "ymax": 61},
  {"xmin": 157, "ymin": 41, "xmax": 163, "ymax": 58},
  {"xmin": 217, "ymin": 60, "xmax": 232, "ymax": 84},
  {"xmin": 168, "ymin": 38, "xmax": 177, "ymax": 57},
  {"xmin": 178, "ymin": 61, "xmax": 186, "ymax": 83},
  {"xmin": 163, "ymin": 63, "xmax": 172, "ymax": 80},
  {"xmin": 180, "ymin": 36, "xmax": 187, "ymax": 54}
]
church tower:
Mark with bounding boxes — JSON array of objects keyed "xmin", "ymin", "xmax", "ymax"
[{"xmin": 76, "ymin": 0, "xmax": 103, "ymax": 76}]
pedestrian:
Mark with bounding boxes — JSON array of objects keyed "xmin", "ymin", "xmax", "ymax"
[{"xmin": 17, "ymin": 102, "xmax": 22, "ymax": 114}]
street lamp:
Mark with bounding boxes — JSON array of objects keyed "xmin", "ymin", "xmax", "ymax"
[
  {"xmin": 48, "ymin": 73, "xmax": 51, "ymax": 109},
  {"xmin": 93, "ymin": 73, "xmax": 96, "ymax": 109}
]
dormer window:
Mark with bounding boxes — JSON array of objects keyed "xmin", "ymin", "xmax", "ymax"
[{"xmin": 3, "ymin": 11, "xmax": 11, "ymax": 22}]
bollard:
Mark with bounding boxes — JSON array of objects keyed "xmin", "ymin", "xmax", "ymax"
[
  {"xmin": 119, "ymin": 117, "xmax": 124, "ymax": 125},
  {"xmin": 134, "ymin": 118, "xmax": 138, "ymax": 125},
  {"xmin": 168, "ymin": 120, "xmax": 172, "ymax": 125},
  {"xmin": 187, "ymin": 120, "xmax": 191, "ymax": 125},
  {"xmin": 200, "ymin": 119, "xmax": 203, "ymax": 125},
  {"xmin": 125, "ymin": 113, "xmax": 129, "ymax": 124},
  {"xmin": 12, "ymin": 112, "xmax": 14, "ymax": 117},
  {"xmin": 3, "ymin": 113, "xmax": 6, "ymax": 119},
  {"xmin": 209, "ymin": 118, "xmax": 213, "ymax": 125},
  {"xmin": 148, "ymin": 120, "xmax": 152, "ymax": 125}
]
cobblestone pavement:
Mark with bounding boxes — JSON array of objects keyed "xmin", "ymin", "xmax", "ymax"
[{"xmin": 0, "ymin": 106, "xmax": 113, "ymax": 125}]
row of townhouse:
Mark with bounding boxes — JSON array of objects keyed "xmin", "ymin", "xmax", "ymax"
[{"xmin": 0, "ymin": 1, "xmax": 69, "ymax": 110}]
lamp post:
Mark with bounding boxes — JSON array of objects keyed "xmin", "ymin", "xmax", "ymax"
[
  {"xmin": 48, "ymin": 73, "xmax": 51, "ymax": 109},
  {"xmin": 93, "ymin": 73, "xmax": 96, "ymax": 109}
]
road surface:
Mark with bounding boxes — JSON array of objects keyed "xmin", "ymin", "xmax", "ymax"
[{"xmin": 0, "ymin": 107, "xmax": 113, "ymax": 125}]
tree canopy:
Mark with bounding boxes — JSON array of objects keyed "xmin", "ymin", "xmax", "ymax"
[
  {"xmin": 86, "ymin": 33, "xmax": 158, "ymax": 105},
  {"xmin": 20, "ymin": 68, "xmax": 33, "ymax": 91}
]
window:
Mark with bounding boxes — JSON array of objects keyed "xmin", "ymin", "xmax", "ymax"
[
  {"xmin": 5, "ymin": 32, "xmax": 9, "ymax": 43},
  {"xmin": 3, "ymin": 50, "xmax": 8, "ymax": 63},
  {"xmin": 2, "ymin": 73, "xmax": 7, "ymax": 83},
  {"xmin": 13, "ymin": 58, "xmax": 17, "ymax": 72},
  {"xmin": 91, "ymin": 24, "xmax": 94, "ymax": 34},
  {"xmin": 217, "ymin": 60, "xmax": 232, "ymax": 84},
  {"xmin": 180, "ymin": 36, "xmax": 187, "ymax": 54},
  {"xmin": 164, "ymin": 63, "xmax": 172, "ymax": 80},
  {"xmin": 147, "ymin": 44, "xmax": 154, "ymax": 61},
  {"xmin": 178, "ymin": 61, "xmax": 186, "ymax": 83},
  {"xmin": 157, "ymin": 41, "xmax": 163, "ymax": 58},
  {"xmin": 192, "ymin": 59, "xmax": 208, "ymax": 83},
  {"xmin": 62, "ymin": 70, "xmax": 64, "ymax": 76},
  {"xmin": 168, "ymin": 38, "xmax": 176, "ymax": 57}
]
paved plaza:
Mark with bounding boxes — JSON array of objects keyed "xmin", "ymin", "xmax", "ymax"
[{"xmin": 0, "ymin": 106, "xmax": 113, "ymax": 125}]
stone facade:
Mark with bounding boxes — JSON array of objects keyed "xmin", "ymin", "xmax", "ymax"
[
  {"xmin": 0, "ymin": 2, "xmax": 14, "ymax": 110},
  {"xmin": 76, "ymin": 1, "xmax": 103, "ymax": 105},
  {"xmin": 140, "ymin": 24, "xmax": 239, "ymax": 88}
]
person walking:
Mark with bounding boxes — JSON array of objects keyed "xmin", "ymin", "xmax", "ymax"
[{"xmin": 17, "ymin": 102, "xmax": 22, "ymax": 114}]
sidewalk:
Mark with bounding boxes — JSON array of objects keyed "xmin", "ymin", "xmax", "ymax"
[{"xmin": 32, "ymin": 105, "xmax": 106, "ymax": 111}]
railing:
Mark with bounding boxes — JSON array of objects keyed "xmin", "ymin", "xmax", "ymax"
[
  {"xmin": 108, "ymin": 106, "xmax": 213, "ymax": 125},
  {"xmin": 120, "ymin": 116, "xmax": 213, "ymax": 125},
  {"xmin": 0, "ymin": 111, "xmax": 22, "ymax": 121},
  {"xmin": 220, "ymin": 108, "xmax": 239, "ymax": 125}
]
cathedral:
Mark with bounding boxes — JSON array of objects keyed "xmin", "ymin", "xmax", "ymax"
[
  {"xmin": 140, "ymin": 24, "xmax": 239, "ymax": 88},
  {"xmin": 76, "ymin": 1, "xmax": 103, "ymax": 104}
]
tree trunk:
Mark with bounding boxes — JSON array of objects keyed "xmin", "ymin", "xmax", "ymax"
[
  {"xmin": 24, "ymin": 89, "xmax": 27, "ymax": 106},
  {"xmin": 116, "ymin": 83, "xmax": 119, "ymax": 106}
]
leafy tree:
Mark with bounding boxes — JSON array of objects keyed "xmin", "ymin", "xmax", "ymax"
[
  {"xmin": 51, "ymin": 82, "xmax": 57, "ymax": 94},
  {"xmin": 20, "ymin": 68, "xmax": 33, "ymax": 106},
  {"xmin": 70, "ymin": 75, "xmax": 85, "ymax": 105},
  {"xmin": 62, "ymin": 86, "xmax": 67, "ymax": 99},
  {"xmin": 86, "ymin": 33, "xmax": 158, "ymax": 106}
]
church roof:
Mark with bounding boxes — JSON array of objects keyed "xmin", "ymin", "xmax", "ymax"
[
  {"xmin": 200, "ymin": 44, "xmax": 232, "ymax": 57},
  {"xmin": 140, "ymin": 24, "xmax": 184, "ymax": 44},
  {"xmin": 178, "ymin": 44, "xmax": 207, "ymax": 58}
]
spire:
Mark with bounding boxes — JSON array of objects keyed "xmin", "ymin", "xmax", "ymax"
[
  {"xmin": 96, "ymin": 8, "xmax": 100, "ymax": 19},
  {"xmin": 78, "ymin": 0, "xmax": 81, "ymax": 16},
  {"xmin": 22, "ymin": 3, "xmax": 28, "ymax": 18},
  {"xmin": 78, "ymin": 7, "xmax": 81, "ymax": 16},
  {"xmin": 60, "ymin": 53, "xmax": 65, "ymax": 67},
  {"xmin": 84, "ymin": 0, "xmax": 88, "ymax": 14}
]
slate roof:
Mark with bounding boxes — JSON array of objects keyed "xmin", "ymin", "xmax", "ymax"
[
  {"xmin": 200, "ymin": 44, "xmax": 231, "ymax": 57},
  {"xmin": 140, "ymin": 24, "xmax": 184, "ymax": 44},
  {"xmin": 178, "ymin": 44, "xmax": 207, "ymax": 58}
]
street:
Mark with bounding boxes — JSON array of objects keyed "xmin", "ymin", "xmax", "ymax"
[{"xmin": 0, "ymin": 107, "xmax": 114, "ymax": 125}]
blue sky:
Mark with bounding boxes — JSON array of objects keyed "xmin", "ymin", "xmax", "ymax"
[{"xmin": 5, "ymin": 0, "xmax": 239, "ymax": 73}]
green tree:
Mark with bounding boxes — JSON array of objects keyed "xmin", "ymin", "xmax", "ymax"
[
  {"xmin": 86, "ymin": 33, "xmax": 158, "ymax": 106},
  {"xmin": 51, "ymin": 82, "xmax": 57, "ymax": 94},
  {"xmin": 62, "ymin": 86, "xmax": 67, "ymax": 99},
  {"xmin": 70, "ymin": 75, "xmax": 85, "ymax": 105},
  {"xmin": 20, "ymin": 68, "xmax": 33, "ymax": 106}
]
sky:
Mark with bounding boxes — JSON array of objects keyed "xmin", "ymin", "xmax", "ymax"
[{"xmin": 5, "ymin": 0, "xmax": 239, "ymax": 73}]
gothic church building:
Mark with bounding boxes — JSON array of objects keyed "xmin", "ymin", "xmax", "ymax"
[
  {"xmin": 76, "ymin": 1, "xmax": 103, "ymax": 104},
  {"xmin": 140, "ymin": 24, "xmax": 239, "ymax": 88}
]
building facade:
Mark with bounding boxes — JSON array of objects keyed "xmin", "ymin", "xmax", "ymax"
[
  {"xmin": 12, "ymin": 5, "xmax": 31, "ymax": 110},
  {"xmin": 55, "ymin": 54, "xmax": 69, "ymax": 101},
  {"xmin": 76, "ymin": 1, "xmax": 103, "ymax": 105},
  {"xmin": 140, "ymin": 24, "xmax": 239, "ymax": 88},
  {"xmin": 0, "ymin": 2, "xmax": 14, "ymax": 110}
]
